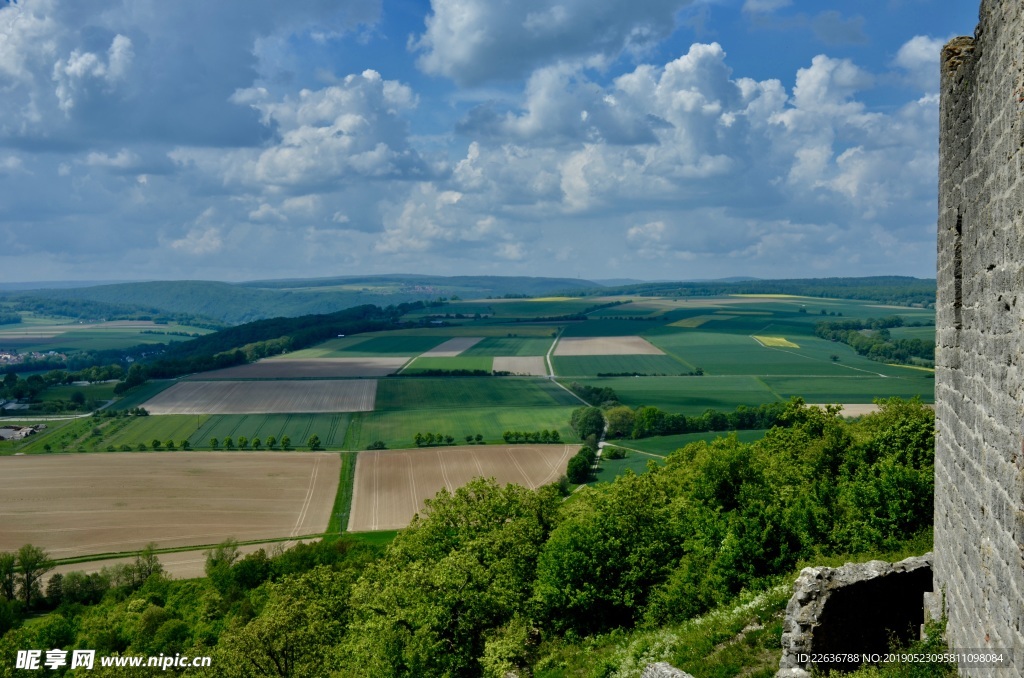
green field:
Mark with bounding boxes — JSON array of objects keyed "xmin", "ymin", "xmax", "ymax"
[
  {"xmin": 190, "ymin": 413, "xmax": 351, "ymax": 448},
  {"xmin": 588, "ymin": 451, "xmax": 666, "ymax": 484},
  {"xmin": 760, "ymin": 375, "xmax": 934, "ymax": 403},
  {"xmin": 338, "ymin": 335, "xmax": 450, "ymax": 356},
  {"xmin": 560, "ymin": 318, "xmax": 668, "ymax": 337},
  {"xmin": 375, "ymin": 377, "xmax": 581, "ymax": 410},
  {"xmin": 402, "ymin": 356, "xmax": 494, "ymax": 373},
  {"xmin": 569, "ymin": 376, "xmax": 780, "ymax": 413},
  {"xmin": 341, "ymin": 406, "xmax": 578, "ymax": 450},
  {"xmin": 460, "ymin": 336, "xmax": 553, "ymax": 356},
  {"xmin": 108, "ymin": 380, "xmax": 177, "ymax": 410},
  {"xmin": 40, "ymin": 382, "xmax": 118, "ymax": 402},
  {"xmin": 553, "ymin": 354, "xmax": 690, "ymax": 376},
  {"xmin": 608, "ymin": 429, "xmax": 771, "ymax": 456}
]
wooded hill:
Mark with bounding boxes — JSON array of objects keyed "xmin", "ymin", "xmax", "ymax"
[{"xmin": 8, "ymin": 275, "xmax": 599, "ymax": 325}]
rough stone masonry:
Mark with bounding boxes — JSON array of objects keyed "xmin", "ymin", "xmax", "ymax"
[{"xmin": 936, "ymin": 0, "xmax": 1024, "ymax": 674}]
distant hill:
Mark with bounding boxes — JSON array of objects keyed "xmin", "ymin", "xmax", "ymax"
[{"xmin": 12, "ymin": 275, "xmax": 601, "ymax": 325}]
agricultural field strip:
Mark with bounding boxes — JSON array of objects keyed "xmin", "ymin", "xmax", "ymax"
[
  {"xmin": 187, "ymin": 357, "xmax": 408, "ymax": 379},
  {"xmin": 492, "ymin": 356, "xmax": 548, "ymax": 376},
  {"xmin": 750, "ymin": 340, "xmax": 892, "ymax": 378},
  {"xmin": 419, "ymin": 336, "xmax": 485, "ymax": 357},
  {"xmin": 349, "ymin": 445, "xmax": 575, "ymax": 532},
  {"xmin": 0, "ymin": 452, "xmax": 340, "ymax": 558},
  {"xmin": 141, "ymin": 380, "xmax": 377, "ymax": 414},
  {"xmin": 751, "ymin": 336, "xmax": 800, "ymax": 348},
  {"xmin": 553, "ymin": 335, "xmax": 665, "ymax": 356}
]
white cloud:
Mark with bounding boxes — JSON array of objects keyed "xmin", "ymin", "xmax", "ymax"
[
  {"xmin": 412, "ymin": 0, "xmax": 694, "ymax": 85},
  {"xmin": 168, "ymin": 226, "xmax": 223, "ymax": 255},
  {"xmin": 894, "ymin": 35, "xmax": 946, "ymax": 92},
  {"xmin": 85, "ymin": 148, "xmax": 138, "ymax": 168}
]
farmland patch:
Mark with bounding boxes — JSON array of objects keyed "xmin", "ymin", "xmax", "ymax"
[
  {"xmin": 492, "ymin": 356, "xmax": 548, "ymax": 376},
  {"xmin": 669, "ymin": 315, "xmax": 734, "ymax": 328},
  {"xmin": 752, "ymin": 336, "xmax": 800, "ymax": 348},
  {"xmin": 374, "ymin": 378, "xmax": 579, "ymax": 411},
  {"xmin": 348, "ymin": 444, "xmax": 575, "ymax": 531},
  {"xmin": 421, "ymin": 336, "xmax": 484, "ymax": 356},
  {"xmin": 188, "ymin": 357, "xmax": 408, "ymax": 379},
  {"xmin": 553, "ymin": 354, "xmax": 689, "ymax": 376},
  {"xmin": 460, "ymin": 336, "xmax": 553, "ymax": 356},
  {"xmin": 401, "ymin": 356, "xmax": 493, "ymax": 373},
  {"xmin": 142, "ymin": 380, "xmax": 377, "ymax": 414},
  {"xmin": 342, "ymin": 407, "xmax": 577, "ymax": 450},
  {"xmin": 554, "ymin": 335, "xmax": 664, "ymax": 356},
  {"xmin": 0, "ymin": 451, "xmax": 339, "ymax": 558}
]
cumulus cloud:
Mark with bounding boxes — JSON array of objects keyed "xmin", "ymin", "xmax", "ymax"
[
  {"xmin": 412, "ymin": 0, "xmax": 694, "ymax": 85},
  {"xmin": 894, "ymin": 35, "xmax": 946, "ymax": 92}
]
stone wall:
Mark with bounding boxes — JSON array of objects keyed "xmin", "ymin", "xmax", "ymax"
[{"xmin": 936, "ymin": 0, "xmax": 1024, "ymax": 674}]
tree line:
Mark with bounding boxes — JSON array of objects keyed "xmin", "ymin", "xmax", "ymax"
[{"xmin": 815, "ymin": 316, "xmax": 935, "ymax": 364}]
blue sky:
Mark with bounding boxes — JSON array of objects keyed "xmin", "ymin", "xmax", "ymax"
[{"xmin": 0, "ymin": 0, "xmax": 977, "ymax": 283}]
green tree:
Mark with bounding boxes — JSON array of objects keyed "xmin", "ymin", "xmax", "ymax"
[
  {"xmin": 252, "ymin": 437, "xmax": 261, "ymax": 450},
  {"xmin": 16, "ymin": 544, "xmax": 53, "ymax": 608},
  {"xmin": 570, "ymin": 406, "xmax": 605, "ymax": 440},
  {"xmin": 224, "ymin": 436, "xmax": 235, "ymax": 449},
  {"xmin": 210, "ymin": 437, "xmax": 219, "ymax": 449},
  {"xmin": 281, "ymin": 435, "xmax": 291, "ymax": 450},
  {"xmin": 151, "ymin": 439, "xmax": 162, "ymax": 450},
  {"xmin": 238, "ymin": 436, "xmax": 249, "ymax": 449},
  {"xmin": 0, "ymin": 552, "xmax": 16, "ymax": 601},
  {"xmin": 565, "ymin": 454, "xmax": 591, "ymax": 484},
  {"xmin": 345, "ymin": 479, "xmax": 561, "ymax": 676},
  {"xmin": 266, "ymin": 435, "xmax": 277, "ymax": 449},
  {"xmin": 180, "ymin": 439, "xmax": 190, "ymax": 450},
  {"xmin": 165, "ymin": 439, "xmax": 175, "ymax": 450},
  {"xmin": 308, "ymin": 434, "xmax": 321, "ymax": 451},
  {"xmin": 604, "ymin": 406, "xmax": 636, "ymax": 439}
]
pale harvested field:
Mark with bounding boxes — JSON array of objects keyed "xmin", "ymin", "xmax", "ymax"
[
  {"xmin": 554, "ymin": 336, "xmax": 665, "ymax": 356},
  {"xmin": 669, "ymin": 315, "xmax": 735, "ymax": 328},
  {"xmin": 421, "ymin": 336, "xmax": 484, "ymax": 357},
  {"xmin": 0, "ymin": 452, "xmax": 339, "ymax": 559},
  {"xmin": 349, "ymin": 444, "xmax": 576, "ymax": 531},
  {"xmin": 493, "ymin": 356, "xmax": 548, "ymax": 376},
  {"xmin": 185, "ymin": 357, "xmax": 408, "ymax": 379},
  {"xmin": 142, "ymin": 379, "xmax": 377, "ymax": 414},
  {"xmin": 753, "ymin": 336, "xmax": 800, "ymax": 348},
  {"xmin": 49, "ymin": 543, "xmax": 273, "ymax": 582}
]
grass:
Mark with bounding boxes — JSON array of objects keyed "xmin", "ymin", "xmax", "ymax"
[
  {"xmin": 569, "ymin": 376, "xmax": 781, "ymax": 414},
  {"xmin": 589, "ymin": 450, "xmax": 667, "ymax": 483},
  {"xmin": 609, "ymin": 429, "xmax": 771, "ymax": 456},
  {"xmin": 326, "ymin": 451, "xmax": 357, "ymax": 535},
  {"xmin": 402, "ymin": 356, "xmax": 494, "ymax": 373},
  {"xmin": 760, "ymin": 375, "xmax": 934, "ymax": 403},
  {"xmin": 190, "ymin": 413, "xmax": 352, "ymax": 448},
  {"xmin": 534, "ymin": 583, "xmax": 791, "ymax": 678},
  {"xmin": 40, "ymin": 382, "xmax": 118, "ymax": 402},
  {"xmin": 553, "ymin": 354, "xmax": 691, "ymax": 376},
  {"xmin": 375, "ymin": 377, "xmax": 581, "ymax": 410},
  {"xmin": 341, "ymin": 406, "xmax": 578, "ymax": 450},
  {"xmin": 0, "ymin": 418, "xmax": 78, "ymax": 455}
]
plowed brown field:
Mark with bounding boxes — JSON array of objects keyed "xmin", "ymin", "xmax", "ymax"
[
  {"xmin": 0, "ymin": 452, "xmax": 339, "ymax": 559},
  {"xmin": 349, "ymin": 444, "xmax": 575, "ymax": 531},
  {"xmin": 142, "ymin": 379, "xmax": 377, "ymax": 414}
]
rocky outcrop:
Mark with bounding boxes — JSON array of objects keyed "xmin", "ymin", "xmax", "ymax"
[
  {"xmin": 640, "ymin": 663, "xmax": 694, "ymax": 678},
  {"xmin": 776, "ymin": 554, "xmax": 933, "ymax": 677}
]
